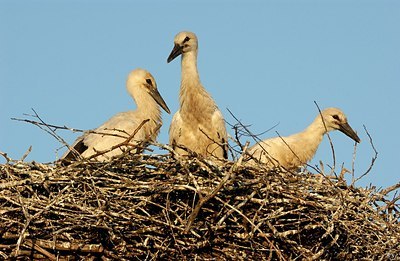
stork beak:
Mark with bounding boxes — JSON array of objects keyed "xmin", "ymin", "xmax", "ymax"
[
  {"xmin": 339, "ymin": 122, "xmax": 361, "ymax": 143},
  {"xmin": 167, "ymin": 44, "xmax": 183, "ymax": 63},
  {"xmin": 150, "ymin": 88, "xmax": 171, "ymax": 114}
]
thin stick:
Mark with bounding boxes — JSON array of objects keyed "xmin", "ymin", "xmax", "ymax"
[
  {"xmin": 226, "ymin": 108, "xmax": 278, "ymax": 143},
  {"xmin": 11, "ymin": 117, "xmax": 83, "ymax": 132},
  {"xmin": 354, "ymin": 125, "xmax": 378, "ymax": 183},
  {"xmin": 314, "ymin": 101, "xmax": 337, "ymax": 176},
  {"xmin": 0, "ymin": 151, "xmax": 12, "ymax": 163},
  {"xmin": 12, "ymin": 115, "xmax": 132, "ymax": 141},
  {"xmin": 20, "ymin": 146, "xmax": 32, "ymax": 162}
]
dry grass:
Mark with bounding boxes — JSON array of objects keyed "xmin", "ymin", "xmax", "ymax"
[{"xmin": 0, "ymin": 145, "xmax": 399, "ymax": 260}]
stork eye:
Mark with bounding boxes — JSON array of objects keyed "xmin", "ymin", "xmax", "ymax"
[
  {"xmin": 332, "ymin": 115, "xmax": 340, "ymax": 120},
  {"xmin": 183, "ymin": 36, "xmax": 190, "ymax": 43},
  {"xmin": 145, "ymin": 79, "xmax": 152, "ymax": 85}
]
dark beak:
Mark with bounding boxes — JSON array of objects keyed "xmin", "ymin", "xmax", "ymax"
[
  {"xmin": 339, "ymin": 122, "xmax": 361, "ymax": 143},
  {"xmin": 167, "ymin": 44, "xmax": 183, "ymax": 63},
  {"xmin": 150, "ymin": 88, "xmax": 171, "ymax": 114}
]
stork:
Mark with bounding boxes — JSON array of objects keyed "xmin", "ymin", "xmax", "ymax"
[
  {"xmin": 167, "ymin": 31, "xmax": 228, "ymax": 160},
  {"xmin": 247, "ymin": 108, "xmax": 360, "ymax": 170},
  {"xmin": 61, "ymin": 68, "xmax": 170, "ymax": 163}
]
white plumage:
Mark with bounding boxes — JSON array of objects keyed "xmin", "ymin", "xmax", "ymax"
[
  {"xmin": 167, "ymin": 31, "xmax": 228, "ymax": 159},
  {"xmin": 61, "ymin": 68, "xmax": 170, "ymax": 163},
  {"xmin": 247, "ymin": 108, "xmax": 360, "ymax": 170}
]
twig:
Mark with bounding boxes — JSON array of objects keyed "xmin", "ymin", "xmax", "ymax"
[
  {"xmin": 351, "ymin": 141, "xmax": 358, "ymax": 185},
  {"xmin": 22, "ymin": 240, "xmax": 57, "ymax": 261},
  {"xmin": 0, "ymin": 151, "xmax": 12, "ymax": 163},
  {"xmin": 226, "ymin": 108, "xmax": 278, "ymax": 144},
  {"xmin": 13, "ymin": 116, "xmax": 130, "ymax": 140},
  {"xmin": 314, "ymin": 101, "xmax": 336, "ymax": 176},
  {"xmin": 31, "ymin": 108, "xmax": 71, "ymax": 147},
  {"xmin": 11, "ymin": 117, "xmax": 83, "ymax": 132},
  {"xmin": 380, "ymin": 182, "xmax": 400, "ymax": 197},
  {"xmin": 20, "ymin": 146, "xmax": 32, "ymax": 162},
  {"xmin": 354, "ymin": 125, "xmax": 378, "ymax": 183}
]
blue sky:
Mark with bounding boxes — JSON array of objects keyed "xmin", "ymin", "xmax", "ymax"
[{"xmin": 1, "ymin": 0, "xmax": 399, "ymax": 190}]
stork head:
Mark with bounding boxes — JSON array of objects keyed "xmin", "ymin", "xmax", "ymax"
[
  {"xmin": 127, "ymin": 69, "xmax": 170, "ymax": 114},
  {"xmin": 318, "ymin": 107, "xmax": 360, "ymax": 143},
  {"xmin": 167, "ymin": 31, "xmax": 198, "ymax": 63}
]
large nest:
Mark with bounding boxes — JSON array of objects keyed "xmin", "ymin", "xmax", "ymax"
[{"xmin": 0, "ymin": 146, "xmax": 399, "ymax": 260}]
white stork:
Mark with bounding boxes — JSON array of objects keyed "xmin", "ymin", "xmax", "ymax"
[
  {"xmin": 247, "ymin": 108, "xmax": 360, "ymax": 170},
  {"xmin": 61, "ymin": 68, "xmax": 170, "ymax": 163},
  {"xmin": 167, "ymin": 31, "xmax": 228, "ymax": 160}
]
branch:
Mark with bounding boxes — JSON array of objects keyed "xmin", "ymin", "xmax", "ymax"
[
  {"xmin": 226, "ymin": 108, "xmax": 287, "ymax": 169},
  {"xmin": 0, "ymin": 151, "xmax": 12, "ymax": 163},
  {"xmin": 380, "ymin": 182, "xmax": 400, "ymax": 197},
  {"xmin": 12, "ymin": 114, "xmax": 131, "ymax": 140},
  {"xmin": 11, "ymin": 117, "xmax": 83, "ymax": 133},
  {"xmin": 354, "ymin": 125, "xmax": 378, "ymax": 183},
  {"xmin": 226, "ymin": 108, "xmax": 279, "ymax": 143}
]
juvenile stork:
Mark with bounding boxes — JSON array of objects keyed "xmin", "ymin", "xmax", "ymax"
[
  {"xmin": 167, "ymin": 31, "xmax": 228, "ymax": 160},
  {"xmin": 61, "ymin": 68, "xmax": 170, "ymax": 163},
  {"xmin": 247, "ymin": 108, "xmax": 360, "ymax": 170}
]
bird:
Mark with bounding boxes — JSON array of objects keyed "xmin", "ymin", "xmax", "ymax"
[
  {"xmin": 61, "ymin": 68, "xmax": 170, "ymax": 163},
  {"xmin": 167, "ymin": 31, "xmax": 228, "ymax": 160},
  {"xmin": 247, "ymin": 107, "xmax": 360, "ymax": 170}
]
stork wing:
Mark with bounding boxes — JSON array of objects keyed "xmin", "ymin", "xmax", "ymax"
[
  {"xmin": 60, "ymin": 134, "xmax": 88, "ymax": 164},
  {"xmin": 169, "ymin": 111, "xmax": 182, "ymax": 150}
]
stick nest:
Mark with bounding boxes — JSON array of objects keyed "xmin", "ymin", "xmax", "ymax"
[{"xmin": 1, "ymin": 151, "xmax": 399, "ymax": 260}]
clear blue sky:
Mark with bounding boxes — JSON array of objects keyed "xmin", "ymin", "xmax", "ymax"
[{"xmin": 1, "ymin": 0, "xmax": 399, "ymax": 190}]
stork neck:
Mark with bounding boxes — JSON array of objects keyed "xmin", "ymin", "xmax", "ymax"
[
  {"xmin": 133, "ymin": 93, "xmax": 162, "ymax": 124},
  {"xmin": 181, "ymin": 51, "xmax": 200, "ymax": 85},
  {"xmin": 301, "ymin": 117, "xmax": 327, "ymax": 146},
  {"xmin": 178, "ymin": 50, "xmax": 214, "ymax": 117}
]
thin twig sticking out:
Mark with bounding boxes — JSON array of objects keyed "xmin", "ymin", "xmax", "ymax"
[
  {"xmin": 226, "ymin": 108, "xmax": 286, "ymax": 169},
  {"xmin": 12, "ymin": 110, "xmax": 138, "ymax": 161},
  {"xmin": 20, "ymin": 146, "xmax": 32, "ymax": 162},
  {"xmin": 12, "ymin": 109, "xmax": 156, "ymax": 163},
  {"xmin": 12, "ymin": 116, "xmax": 132, "ymax": 140},
  {"xmin": 225, "ymin": 112, "xmax": 279, "ymax": 151},
  {"xmin": 314, "ymin": 101, "xmax": 337, "ymax": 177},
  {"xmin": 0, "ymin": 151, "xmax": 12, "ymax": 163},
  {"xmin": 353, "ymin": 125, "xmax": 378, "ymax": 184},
  {"xmin": 226, "ymin": 108, "xmax": 277, "ymax": 147},
  {"xmin": 351, "ymin": 138, "xmax": 358, "ymax": 184}
]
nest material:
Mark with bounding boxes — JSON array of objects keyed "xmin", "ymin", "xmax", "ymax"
[{"xmin": 0, "ymin": 151, "xmax": 399, "ymax": 260}]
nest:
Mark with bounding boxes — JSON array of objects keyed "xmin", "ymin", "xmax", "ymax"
[{"xmin": 0, "ymin": 147, "xmax": 399, "ymax": 260}]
